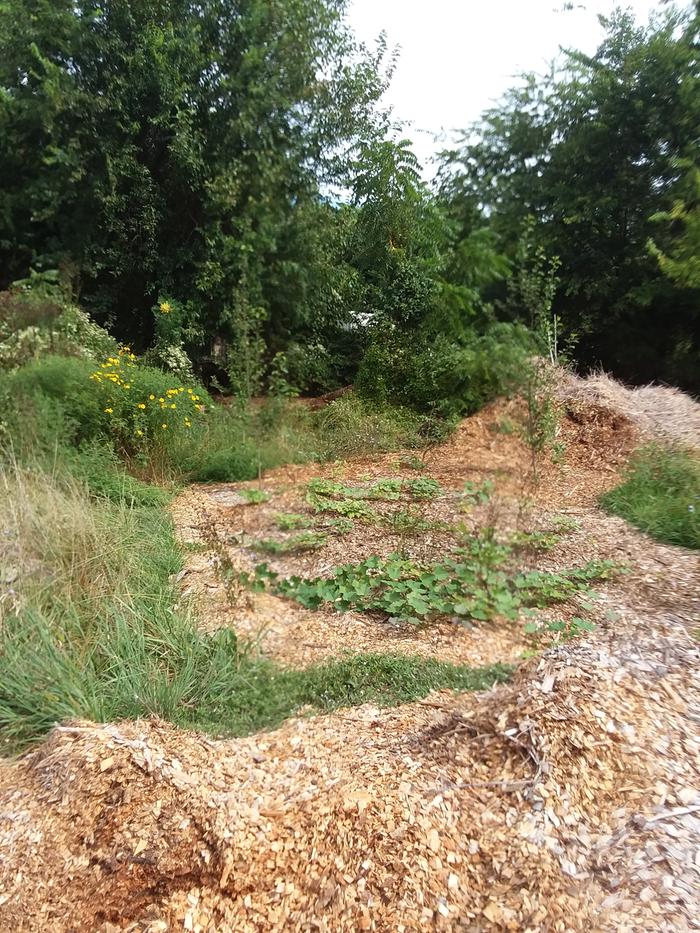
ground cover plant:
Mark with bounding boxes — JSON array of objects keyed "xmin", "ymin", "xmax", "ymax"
[
  {"xmin": 250, "ymin": 531, "xmax": 328, "ymax": 555},
  {"xmin": 241, "ymin": 533, "xmax": 616, "ymax": 626},
  {"xmin": 600, "ymin": 444, "xmax": 700, "ymax": 549}
]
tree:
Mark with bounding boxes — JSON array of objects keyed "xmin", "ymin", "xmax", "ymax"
[
  {"xmin": 0, "ymin": 0, "xmax": 389, "ymax": 360},
  {"xmin": 440, "ymin": 4, "xmax": 700, "ymax": 389},
  {"xmin": 650, "ymin": 166, "xmax": 700, "ymax": 289}
]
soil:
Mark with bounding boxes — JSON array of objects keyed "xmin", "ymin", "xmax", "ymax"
[{"xmin": 1, "ymin": 382, "xmax": 698, "ymax": 932}]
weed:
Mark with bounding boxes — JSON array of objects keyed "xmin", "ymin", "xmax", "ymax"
[
  {"xmin": 550, "ymin": 514, "xmax": 581, "ymax": 533},
  {"xmin": 251, "ymin": 531, "xmax": 327, "ymax": 555},
  {"xmin": 240, "ymin": 488, "xmax": 270, "ymax": 505},
  {"xmin": 243, "ymin": 541, "xmax": 617, "ymax": 626},
  {"xmin": 461, "ymin": 479, "xmax": 494, "ymax": 508},
  {"xmin": 510, "ymin": 530, "xmax": 561, "ymax": 551},
  {"xmin": 492, "ymin": 417, "xmax": 516, "ymax": 435},
  {"xmin": 518, "ymin": 361, "xmax": 560, "ymax": 481},
  {"xmin": 405, "ymin": 476, "xmax": 442, "ymax": 500},
  {"xmin": 274, "ymin": 512, "xmax": 314, "ymax": 531},
  {"xmin": 324, "ymin": 517, "xmax": 355, "ymax": 534},
  {"xmin": 551, "ymin": 440, "xmax": 567, "ymax": 464},
  {"xmin": 397, "ymin": 454, "xmax": 425, "ymax": 471},
  {"xmin": 307, "ymin": 493, "xmax": 379, "ymax": 523},
  {"xmin": 388, "ymin": 508, "xmax": 450, "ymax": 537},
  {"xmin": 524, "ymin": 617, "xmax": 596, "ymax": 641}
]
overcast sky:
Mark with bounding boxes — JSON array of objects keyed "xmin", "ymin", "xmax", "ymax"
[{"xmin": 347, "ymin": 0, "xmax": 665, "ymax": 172}]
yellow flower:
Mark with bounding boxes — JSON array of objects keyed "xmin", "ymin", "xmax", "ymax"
[
  {"xmin": 135, "ymin": 429, "xmax": 144, "ymax": 437},
  {"xmin": 149, "ymin": 394, "xmax": 155, "ymax": 401},
  {"xmin": 161, "ymin": 423, "xmax": 168, "ymax": 429},
  {"xmin": 104, "ymin": 408, "xmax": 113, "ymax": 414},
  {"xmin": 158, "ymin": 397, "xmax": 165, "ymax": 403},
  {"xmin": 159, "ymin": 301, "xmax": 172, "ymax": 313},
  {"xmin": 170, "ymin": 403, "xmax": 176, "ymax": 409},
  {"xmin": 137, "ymin": 403, "xmax": 146, "ymax": 410}
]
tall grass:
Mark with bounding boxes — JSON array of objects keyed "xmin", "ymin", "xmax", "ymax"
[{"xmin": 600, "ymin": 444, "xmax": 700, "ymax": 549}]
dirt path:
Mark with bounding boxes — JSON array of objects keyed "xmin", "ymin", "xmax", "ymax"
[{"xmin": 1, "ymin": 390, "xmax": 699, "ymax": 931}]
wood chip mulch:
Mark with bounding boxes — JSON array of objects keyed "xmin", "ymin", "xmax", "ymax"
[{"xmin": 1, "ymin": 387, "xmax": 699, "ymax": 931}]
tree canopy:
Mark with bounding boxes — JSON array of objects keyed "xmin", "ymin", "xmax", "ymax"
[{"xmin": 440, "ymin": 4, "xmax": 700, "ymax": 389}]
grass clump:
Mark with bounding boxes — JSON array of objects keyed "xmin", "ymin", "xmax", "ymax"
[
  {"xmin": 600, "ymin": 445, "xmax": 700, "ymax": 549},
  {"xmin": 274, "ymin": 512, "xmax": 314, "ymax": 531}
]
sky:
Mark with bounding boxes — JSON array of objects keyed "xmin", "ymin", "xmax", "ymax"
[{"xmin": 347, "ymin": 0, "xmax": 665, "ymax": 173}]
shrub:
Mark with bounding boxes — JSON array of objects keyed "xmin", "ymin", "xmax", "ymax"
[
  {"xmin": 600, "ymin": 445, "xmax": 700, "ymax": 549},
  {"xmin": 313, "ymin": 393, "xmax": 424, "ymax": 458},
  {"xmin": 0, "ymin": 293, "xmax": 117, "ymax": 371},
  {"xmin": 355, "ymin": 323, "xmax": 534, "ymax": 417}
]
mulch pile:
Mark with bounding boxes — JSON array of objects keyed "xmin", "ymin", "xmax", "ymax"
[{"xmin": 1, "ymin": 381, "xmax": 699, "ymax": 932}]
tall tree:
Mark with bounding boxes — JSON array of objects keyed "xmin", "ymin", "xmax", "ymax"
[{"xmin": 440, "ymin": 4, "xmax": 700, "ymax": 388}]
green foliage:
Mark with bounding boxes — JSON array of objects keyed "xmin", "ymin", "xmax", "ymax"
[
  {"xmin": 245, "ymin": 537, "xmax": 616, "ymax": 625},
  {"xmin": 508, "ymin": 217, "xmax": 573, "ymax": 365},
  {"xmin": 240, "ymin": 488, "xmax": 270, "ymax": 505},
  {"xmin": 0, "ymin": 0, "xmax": 389, "ymax": 359},
  {"xmin": 356, "ymin": 323, "xmax": 533, "ymax": 417},
  {"xmin": 517, "ymin": 361, "xmax": 560, "ymax": 480},
  {"xmin": 0, "ymin": 290, "xmax": 117, "ymax": 371},
  {"xmin": 524, "ymin": 617, "xmax": 596, "ymax": 642},
  {"xmin": 600, "ymin": 445, "xmax": 700, "ymax": 549},
  {"xmin": 227, "ymin": 300, "xmax": 267, "ymax": 400},
  {"xmin": 387, "ymin": 508, "xmax": 450, "ymax": 537},
  {"xmin": 442, "ymin": 6, "xmax": 700, "ymax": 390},
  {"xmin": 274, "ymin": 512, "xmax": 314, "ymax": 531},
  {"xmin": 510, "ymin": 530, "xmax": 561, "ymax": 552},
  {"xmin": 251, "ymin": 531, "xmax": 327, "ymax": 555},
  {"xmin": 405, "ymin": 476, "xmax": 442, "ymax": 500},
  {"xmin": 461, "ymin": 479, "xmax": 494, "ymax": 508},
  {"xmin": 649, "ymin": 165, "xmax": 700, "ymax": 289},
  {"xmin": 306, "ymin": 493, "xmax": 380, "ymax": 524},
  {"xmin": 312, "ymin": 395, "xmax": 425, "ymax": 459}
]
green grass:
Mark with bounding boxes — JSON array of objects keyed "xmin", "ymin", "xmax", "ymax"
[{"xmin": 600, "ymin": 445, "xmax": 700, "ymax": 549}]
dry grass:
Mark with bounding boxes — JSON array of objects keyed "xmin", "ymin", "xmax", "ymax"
[
  {"xmin": 0, "ymin": 462, "xmax": 167, "ymax": 620},
  {"xmin": 562, "ymin": 369, "xmax": 700, "ymax": 447}
]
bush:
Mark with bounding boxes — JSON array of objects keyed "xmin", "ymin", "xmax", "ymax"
[
  {"xmin": 600, "ymin": 445, "xmax": 700, "ymax": 549},
  {"xmin": 355, "ymin": 323, "xmax": 533, "ymax": 417},
  {"xmin": 313, "ymin": 393, "xmax": 424, "ymax": 458},
  {"xmin": 0, "ymin": 292, "xmax": 117, "ymax": 371},
  {"xmin": 0, "ymin": 353, "xmax": 212, "ymax": 479}
]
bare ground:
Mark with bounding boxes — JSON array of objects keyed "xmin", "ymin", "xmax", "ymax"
[{"xmin": 1, "ymin": 384, "xmax": 699, "ymax": 932}]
